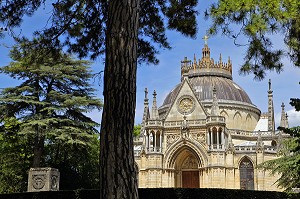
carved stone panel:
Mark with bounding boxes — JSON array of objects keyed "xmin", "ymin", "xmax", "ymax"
[
  {"xmin": 28, "ymin": 167, "xmax": 60, "ymax": 192},
  {"xmin": 166, "ymin": 133, "xmax": 181, "ymax": 148},
  {"xmin": 190, "ymin": 132, "xmax": 206, "ymax": 143}
]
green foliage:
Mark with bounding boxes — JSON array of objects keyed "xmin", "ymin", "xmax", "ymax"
[
  {"xmin": 45, "ymin": 133, "xmax": 100, "ymax": 190},
  {"xmin": 0, "ymin": 117, "xmax": 32, "ymax": 193},
  {"xmin": 0, "ymin": 38, "xmax": 102, "ymax": 192},
  {"xmin": 0, "ymin": 0, "xmax": 198, "ymax": 63},
  {"xmin": 208, "ymin": 0, "xmax": 300, "ymax": 79},
  {"xmin": 290, "ymin": 82, "xmax": 300, "ymax": 111},
  {"xmin": 134, "ymin": 124, "xmax": 142, "ymax": 137}
]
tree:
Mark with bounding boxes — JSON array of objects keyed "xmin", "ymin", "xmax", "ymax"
[
  {"xmin": 0, "ymin": 38, "xmax": 102, "ymax": 168},
  {"xmin": 45, "ymin": 132, "xmax": 101, "ymax": 190},
  {"xmin": 0, "ymin": 117, "xmax": 32, "ymax": 193},
  {"xmin": 207, "ymin": 0, "xmax": 300, "ymax": 80},
  {"xmin": 134, "ymin": 124, "xmax": 142, "ymax": 137},
  {"xmin": 0, "ymin": 117, "xmax": 101, "ymax": 193},
  {"xmin": 290, "ymin": 82, "xmax": 300, "ymax": 111},
  {"xmin": 0, "ymin": 1, "xmax": 198, "ymax": 198}
]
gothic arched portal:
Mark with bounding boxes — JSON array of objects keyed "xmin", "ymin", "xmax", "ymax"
[
  {"xmin": 239, "ymin": 157, "xmax": 254, "ymax": 190},
  {"xmin": 173, "ymin": 147, "xmax": 200, "ymax": 188},
  {"xmin": 181, "ymin": 154, "xmax": 199, "ymax": 188}
]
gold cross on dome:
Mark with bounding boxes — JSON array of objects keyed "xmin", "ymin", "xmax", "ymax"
[{"xmin": 202, "ymin": 35, "xmax": 209, "ymax": 45}]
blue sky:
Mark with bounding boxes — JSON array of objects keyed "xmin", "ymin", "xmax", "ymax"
[{"xmin": 0, "ymin": 1, "xmax": 299, "ymax": 128}]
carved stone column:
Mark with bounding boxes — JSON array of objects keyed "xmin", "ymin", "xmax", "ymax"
[{"xmin": 28, "ymin": 167, "xmax": 60, "ymax": 192}]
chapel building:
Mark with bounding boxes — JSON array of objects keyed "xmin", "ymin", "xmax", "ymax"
[{"xmin": 134, "ymin": 42, "xmax": 289, "ymax": 191}]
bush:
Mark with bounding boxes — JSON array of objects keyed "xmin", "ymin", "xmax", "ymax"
[{"xmin": 0, "ymin": 188, "xmax": 299, "ymax": 199}]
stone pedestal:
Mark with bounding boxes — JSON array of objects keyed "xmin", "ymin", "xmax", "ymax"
[{"xmin": 28, "ymin": 167, "xmax": 60, "ymax": 192}]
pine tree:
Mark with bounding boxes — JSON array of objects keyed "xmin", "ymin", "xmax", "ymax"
[
  {"xmin": 0, "ymin": 1, "xmax": 198, "ymax": 198},
  {"xmin": 207, "ymin": 0, "xmax": 300, "ymax": 79},
  {"xmin": 0, "ymin": 117, "xmax": 31, "ymax": 193},
  {"xmin": 0, "ymin": 38, "xmax": 102, "ymax": 168}
]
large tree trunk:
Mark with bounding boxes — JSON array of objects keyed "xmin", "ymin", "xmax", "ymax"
[
  {"xmin": 32, "ymin": 136, "xmax": 45, "ymax": 168},
  {"xmin": 99, "ymin": 0, "xmax": 140, "ymax": 199}
]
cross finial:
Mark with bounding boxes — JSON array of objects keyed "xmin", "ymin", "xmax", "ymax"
[
  {"xmin": 144, "ymin": 88, "xmax": 148, "ymax": 99},
  {"xmin": 202, "ymin": 35, "xmax": 209, "ymax": 45}
]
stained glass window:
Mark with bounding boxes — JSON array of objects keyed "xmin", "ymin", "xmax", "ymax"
[{"xmin": 239, "ymin": 157, "xmax": 254, "ymax": 190}]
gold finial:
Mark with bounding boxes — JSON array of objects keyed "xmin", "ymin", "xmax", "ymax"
[{"xmin": 202, "ymin": 35, "xmax": 209, "ymax": 45}]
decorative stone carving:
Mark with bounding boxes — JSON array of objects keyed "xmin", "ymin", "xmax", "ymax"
[
  {"xmin": 166, "ymin": 133, "xmax": 180, "ymax": 148},
  {"xmin": 177, "ymin": 95, "xmax": 195, "ymax": 115},
  {"xmin": 182, "ymin": 156, "xmax": 198, "ymax": 169},
  {"xmin": 32, "ymin": 174, "xmax": 46, "ymax": 190},
  {"xmin": 28, "ymin": 167, "xmax": 60, "ymax": 192},
  {"xmin": 181, "ymin": 116, "xmax": 190, "ymax": 139},
  {"xmin": 190, "ymin": 132, "xmax": 206, "ymax": 143}
]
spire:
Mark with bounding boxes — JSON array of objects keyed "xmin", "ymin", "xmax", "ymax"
[
  {"xmin": 280, "ymin": 102, "xmax": 286, "ymax": 127},
  {"xmin": 280, "ymin": 103, "xmax": 289, "ymax": 128},
  {"xmin": 193, "ymin": 54, "xmax": 197, "ymax": 72},
  {"xmin": 267, "ymin": 79, "xmax": 275, "ymax": 132},
  {"xmin": 142, "ymin": 88, "xmax": 150, "ymax": 124},
  {"xmin": 211, "ymin": 86, "xmax": 220, "ymax": 116},
  {"xmin": 151, "ymin": 90, "xmax": 159, "ymax": 119},
  {"xmin": 219, "ymin": 53, "xmax": 222, "ymax": 63}
]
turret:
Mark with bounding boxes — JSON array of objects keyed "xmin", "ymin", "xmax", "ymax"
[
  {"xmin": 151, "ymin": 90, "xmax": 159, "ymax": 120},
  {"xmin": 144, "ymin": 90, "xmax": 163, "ymax": 153},
  {"xmin": 180, "ymin": 36, "xmax": 233, "ymax": 81},
  {"xmin": 206, "ymin": 87, "xmax": 226, "ymax": 151}
]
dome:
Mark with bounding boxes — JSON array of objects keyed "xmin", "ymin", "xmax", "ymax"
[
  {"xmin": 162, "ymin": 76, "xmax": 252, "ymax": 107},
  {"xmin": 161, "ymin": 44, "xmax": 253, "ymax": 108}
]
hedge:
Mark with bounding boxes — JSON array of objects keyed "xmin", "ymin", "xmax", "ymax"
[{"xmin": 0, "ymin": 188, "xmax": 299, "ymax": 199}]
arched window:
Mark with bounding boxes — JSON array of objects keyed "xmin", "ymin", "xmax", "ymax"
[
  {"xmin": 212, "ymin": 127, "xmax": 217, "ymax": 144},
  {"xmin": 239, "ymin": 157, "xmax": 254, "ymax": 190},
  {"xmin": 245, "ymin": 114, "xmax": 252, "ymax": 130},
  {"xmin": 218, "ymin": 128, "xmax": 222, "ymax": 145},
  {"xmin": 156, "ymin": 131, "xmax": 161, "ymax": 152},
  {"xmin": 271, "ymin": 140, "xmax": 277, "ymax": 147},
  {"xmin": 233, "ymin": 112, "xmax": 242, "ymax": 129}
]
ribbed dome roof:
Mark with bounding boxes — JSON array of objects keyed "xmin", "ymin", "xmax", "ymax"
[
  {"xmin": 162, "ymin": 76, "xmax": 252, "ymax": 107},
  {"xmin": 161, "ymin": 43, "xmax": 253, "ymax": 108}
]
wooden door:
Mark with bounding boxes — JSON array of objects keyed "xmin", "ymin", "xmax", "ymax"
[{"xmin": 182, "ymin": 171, "xmax": 199, "ymax": 188}]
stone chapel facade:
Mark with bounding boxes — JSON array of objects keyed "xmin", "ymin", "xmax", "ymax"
[{"xmin": 133, "ymin": 42, "xmax": 289, "ymax": 191}]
